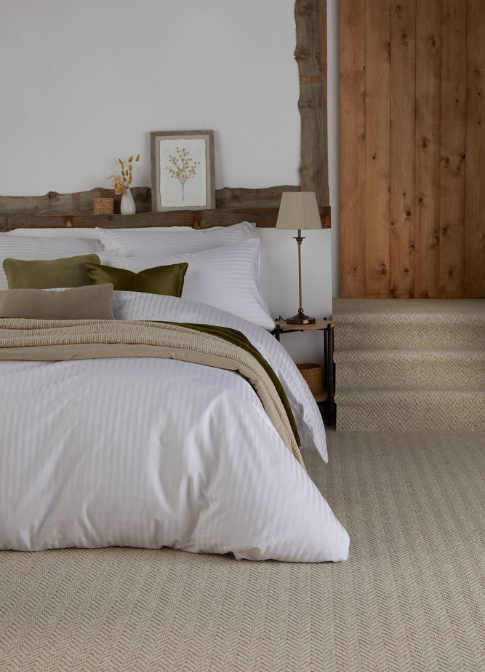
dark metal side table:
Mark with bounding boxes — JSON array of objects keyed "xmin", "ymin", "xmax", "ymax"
[{"xmin": 272, "ymin": 318, "xmax": 336, "ymax": 423}]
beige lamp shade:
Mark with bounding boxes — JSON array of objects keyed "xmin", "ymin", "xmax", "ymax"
[{"xmin": 275, "ymin": 192, "xmax": 321, "ymax": 230}]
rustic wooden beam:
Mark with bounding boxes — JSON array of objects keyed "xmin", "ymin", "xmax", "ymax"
[
  {"xmin": 0, "ymin": 207, "xmax": 330, "ymax": 232},
  {"xmin": 295, "ymin": 0, "xmax": 329, "ymax": 206},
  {"xmin": 0, "ymin": 188, "xmax": 152, "ymax": 216},
  {"xmin": 0, "ymin": 185, "xmax": 301, "ymax": 216},
  {"xmin": 215, "ymin": 185, "xmax": 299, "ymax": 209}
]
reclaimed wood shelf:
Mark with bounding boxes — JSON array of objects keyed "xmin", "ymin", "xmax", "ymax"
[{"xmin": 0, "ymin": 207, "xmax": 331, "ymax": 232}]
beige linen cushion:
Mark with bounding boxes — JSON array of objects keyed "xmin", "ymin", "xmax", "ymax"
[{"xmin": 0, "ymin": 284, "xmax": 115, "ymax": 320}]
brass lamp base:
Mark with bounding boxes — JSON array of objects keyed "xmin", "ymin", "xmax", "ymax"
[{"xmin": 285, "ymin": 310, "xmax": 316, "ymax": 325}]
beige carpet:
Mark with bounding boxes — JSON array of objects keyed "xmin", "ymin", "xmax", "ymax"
[
  {"xmin": 1, "ymin": 430, "xmax": 485, "ymax": 671},
  {"xmin": 333, "ymin": 299, "xmax": 485, "ymax": 431}
]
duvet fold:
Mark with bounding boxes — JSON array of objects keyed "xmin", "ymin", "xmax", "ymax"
[{"xmin": 0, "ymin": 295, "xmax": 350, "ymax": 562}]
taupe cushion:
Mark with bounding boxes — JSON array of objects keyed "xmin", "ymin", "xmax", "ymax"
[
  {"xmin": 3, "ymin": 254, "xmax": 100, "ymax": 289},
  {"xmin": 0, "ymin": 284, "xmax": 115, "ymax": 320}
]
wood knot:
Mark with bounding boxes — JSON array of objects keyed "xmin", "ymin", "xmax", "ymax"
[
  {"xmin": 404, "ymin": 268, "xmax": 410, "ymax": 275},
  {"xmin": 406, "ymin": 210, "xmax": 412, "ymax": 217},
  {"xmin": 298, "ymin": 3, "xmax": 314, "ymax": 17},
  {"xmin": 48, "ymin": 191, "xmax": 58, "ymax": 199},
  {"xmin": 422, "ymin": 141, "xmax": 428, "ymax": 149},
  {"xmin": 418, "ymin": 197, "xmax": 424, "ymax": 204}
]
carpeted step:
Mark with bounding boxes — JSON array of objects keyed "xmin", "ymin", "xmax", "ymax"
[
  {"xmin": 333, "ymin": 298, "xmax": 485, "ymax": 350},
  {"xmin": 335, "ymin": 389, "xmax": 485, "ymax": 431},
  {"xmin": 334, "ymin": 349, "xmax": 485, "ymax": 390},
  {"xmin": 333, "ymin": 298, "xmax": 485, "ymax": 432}
]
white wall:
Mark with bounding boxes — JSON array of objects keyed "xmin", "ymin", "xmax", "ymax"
[{"xmin": 0, "ymin": 0, "xmax": 339, "ymax": 363}]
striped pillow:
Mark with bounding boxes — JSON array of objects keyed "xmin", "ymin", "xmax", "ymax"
[
  {"xmin": 99, "ymin": 238, "xmax": 274, "ymax": 329},
  {"xmin": 96, "ymin": 222, "xmax": 256, "ymax": 257},
  {"xmin": 0, "ymin": 234, "xmax": 103, "ymax": 292}
]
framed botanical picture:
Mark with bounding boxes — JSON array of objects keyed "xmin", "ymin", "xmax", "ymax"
[{"xmin": 150, "ymin": 130, "xmax": 215, "ymax": 212}]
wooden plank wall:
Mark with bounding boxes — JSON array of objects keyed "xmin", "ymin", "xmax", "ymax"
[{"xmin": 341, "ymin": 0, "xmax": 485, "ymax": 298}]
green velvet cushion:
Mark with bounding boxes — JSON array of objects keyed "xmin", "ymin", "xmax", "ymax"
[
  {"xmin": 3, "ymin": 254, "xmax": 100, "ymax": 289},
  {"xmin": 85, "ymin": 261, "xmax": 188, "ymax": 297}
]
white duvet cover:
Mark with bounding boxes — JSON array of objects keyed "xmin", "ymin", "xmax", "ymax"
[{"xmin": 0, "ymin": 293, "xmax": 349, "ymax": 562}]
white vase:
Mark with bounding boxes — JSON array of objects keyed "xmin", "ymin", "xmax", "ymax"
[{"xmin": 120, "ymin": 188, "xmax": 136, "ymax": 215}]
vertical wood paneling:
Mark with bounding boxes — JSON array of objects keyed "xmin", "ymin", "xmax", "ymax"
[
  {"xmin": 415, "ymin": 0, "xmax": 442, "ymax": 298},
  {"xmin": 439, "ymin": 0, "xmax": 467, "ymax": 297},
  {"xmin": 390, "ymin": 0, "xmax": 416, "ymax": 298},
  {"xmin": 340, "ymin": 0, "xmax": 367, "ymax": 298},
  {"xmin": 341, "ymin": 0, "xmax": 484, "ymax": 299},
  {"xmin": 465, "ymin": 0, "xmax": 485, "ymax": 297},
  {"xmin": 365, "ymin": 0, "xmax": 391, "ymax": 297}
]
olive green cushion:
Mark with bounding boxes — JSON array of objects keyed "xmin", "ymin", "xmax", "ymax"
[
  {"xmin": 85, "ymin": 261, "xmax": 188, "ymax": 297},
  {"xmin": 3, "ymin": 254, "xmax": 100, "ymax": 289}
]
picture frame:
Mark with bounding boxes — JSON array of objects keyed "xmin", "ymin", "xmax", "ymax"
[{"xmin": 150, "ymin": 130, "xmax": 215, "ymax": 212}]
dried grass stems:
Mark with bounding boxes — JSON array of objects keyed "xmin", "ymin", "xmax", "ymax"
[{"xmin": 108, "ymin": 154, "xmax": 140, "ymax": 196}]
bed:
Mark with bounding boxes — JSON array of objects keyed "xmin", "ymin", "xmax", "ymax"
[{"xmin": 0, "ymin": 219, "xmax": 349, "ymax": 562}]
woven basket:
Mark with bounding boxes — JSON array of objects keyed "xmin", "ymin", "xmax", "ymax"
[
  {"xmin": 93, "ymin": 198, "xmax": 114, "ymax": 215},
  {"xmin": 297, "ymin": 363, "xmax": 324, "ymax": 396}
]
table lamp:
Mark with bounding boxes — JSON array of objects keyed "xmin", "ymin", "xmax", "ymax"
[{"xmin": 276, "ymin": 191, "xmax": 322, "ymax": 325}]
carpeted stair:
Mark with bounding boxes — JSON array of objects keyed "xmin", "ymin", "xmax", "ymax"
[{"xmin": 333, "ymin": 299, "xmax": 485, "ymax": 431}]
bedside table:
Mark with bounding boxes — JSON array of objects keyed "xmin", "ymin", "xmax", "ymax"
[{"xmin": 272, "ymin": 318, "xmax": 335, "ymax": 422}]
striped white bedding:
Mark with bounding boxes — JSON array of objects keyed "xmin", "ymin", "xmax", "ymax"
[{"xmin": 0, "ymin": 293, "xmax": 349, "ymax": 562}]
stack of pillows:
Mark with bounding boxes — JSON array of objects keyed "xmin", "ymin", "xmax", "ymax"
[{"xmin": 0, "ymin": 222, "xmax": 275, "ymax": 329}]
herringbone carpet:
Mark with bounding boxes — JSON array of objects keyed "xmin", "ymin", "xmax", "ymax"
[
  {"xmin": 1, "ymin": 430, "xmax": 485, "ymax": 671},
  {"xmin": 333, "ymin": 299, "xmax": 485, "ymax": 431}
]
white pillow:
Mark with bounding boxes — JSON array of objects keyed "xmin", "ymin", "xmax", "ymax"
[
  {"xmin": 6, "ymin": 228, "xmax": 101, "ymax": 239},
  {"xmin": 96, "ymin": 221, "xmax": 256, "ymax": 257},
  {"xmin": 99, "ymin": 238, "xmax": 274, "ymax": 330},
  {"xmin": 0, "ymin": 234, "xmax": 103, "ymax": 291}
]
